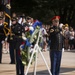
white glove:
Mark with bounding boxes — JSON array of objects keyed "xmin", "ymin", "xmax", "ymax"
[
  {"xmin": 5, "ymin": 37, "xmax": 8, "ymax": 41},
  {"xmin": 22, "ymin": 33, "xmax": 27, "ymax": 40},
  {"xmin": 20, "ymin": 44, "xmax": 24, "ymax": 50},
  {"xmin": 22, "ymin": 36, "xmax": 27, "ymax": 40},
  {"xmin": 1, "ymin": 40, "xmax": 4, "ymax": 44},
  {"xmin": 29, "ymin": 26, "xmax": 34, "ymax": 31}
]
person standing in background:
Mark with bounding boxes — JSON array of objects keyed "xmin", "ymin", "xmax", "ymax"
[
  {"xmin": 41, "ymin": 24, "xmax": 48, "ymax": 51},
  {"xmin": 0, "ymin": 16, "xmax": 6, "ymax": 63},
  {"xmin": 64, "ymin": 25, "xmax": 70, "ymax": 50},
  {"xmin": 69, "ymin": 27, "xmax": 75, "ymax": 50}
]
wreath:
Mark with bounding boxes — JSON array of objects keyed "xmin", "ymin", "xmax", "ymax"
[{"xmin": 20, "ymin": 20, "xmax": 42, "ymax": 65}]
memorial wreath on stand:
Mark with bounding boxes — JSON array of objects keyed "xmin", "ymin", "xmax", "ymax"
[{"xmin": 20, "ymin": 20, "xmax": 42, "ymax": 65}]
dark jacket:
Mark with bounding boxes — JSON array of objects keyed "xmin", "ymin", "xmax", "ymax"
[
  {"xmin": 49, "ymin": 26, "xmax": 64, "ymax": 51},
  {"xmin": 8, "ymin": 23, "xmax": 25, "ymax": 43},
  {"xmin": 0, "ymin": 24, "xmax": 6, "ymax": 42}
]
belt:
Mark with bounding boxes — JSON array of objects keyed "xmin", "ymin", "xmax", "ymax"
[
  {"xmin": 10, "ymin": 33, "xmax": 22, "ymax": 38},
  {"xmin": 15, "ymin": 35, "xmax": 22, "ymax": 38},
  {"xmin": 10, "ymin": 36, "xmax": 22, "ymax": 41}
]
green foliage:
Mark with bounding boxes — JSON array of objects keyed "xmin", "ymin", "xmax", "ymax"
[{"xmin": 11, "ymin": 0, "xmax": 75, "ymax": 28}]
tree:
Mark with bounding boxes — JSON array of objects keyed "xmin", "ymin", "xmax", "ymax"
[{"xmin": 11, "ymin": 0, "xmax": 75, "ymax": 28}]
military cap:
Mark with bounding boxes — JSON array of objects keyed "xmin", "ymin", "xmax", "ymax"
[
  {"xmin": 11, "ymin": 17, "xmax": 17, "ymax": 21},
  {"xmin": 0, "ymin": 16, "xmax": 3, "ymax": 20},
  {"xmin": 26, "ymin": 16, "xmax": 31, "ymax": 20},
  {"xmin": 51, "ymin": 16, "xmax": 60, "ymax": 21},
  {"xmin": 20, "ymin": 14, "xmax": 25, "ymax": 18}
]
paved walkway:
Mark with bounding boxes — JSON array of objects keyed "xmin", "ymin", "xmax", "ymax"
[{"xmin": 0, "ymin": 50, "xmax": 75, "ymax": 75}]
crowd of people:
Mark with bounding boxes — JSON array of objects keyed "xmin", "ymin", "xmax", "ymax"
[
  {"xmin": 2, "ymin": 22, "xmax": 75, "ymax": 54},
  {"xmin": 0, "ymin": 11, "xmax": 75, "ymax": 75},
  {"xmin": 63, "ymin": 25, "xmax": 75, "ymax": 50}
]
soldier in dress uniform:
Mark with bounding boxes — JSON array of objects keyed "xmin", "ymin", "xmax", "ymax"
[
  {"xmin": 0, "ymin": 16, "xmax": 6, "ymax": 63},
  {"xmin": 8, "ymin": 17, "xmax": 17, "ymax": 64},
  {"xmin": 8, "ymin": 17, "xmax": 25, "ymax": 75},
  {"xmin": 49, "ymin": 16, "xmax": 64, "ymax": 75}
]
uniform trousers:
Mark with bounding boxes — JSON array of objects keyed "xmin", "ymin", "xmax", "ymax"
[
  {"xmin": 50, "ymin": 50, "xmax": 62, "ymax": 75},
  {"xmin": 0, "ymin": 42, "xmax": 2, "ymax": 63},
  {"xmin": 9, "ymin": 41, "xmax": 15, "ymax": 63},
  {"xmin": 14, "ymin": 38, "xmax": 24, "ymax": 75}
]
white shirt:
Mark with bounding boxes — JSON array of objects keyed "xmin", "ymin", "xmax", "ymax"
[{"xmin": 69, "ymin": 31, "xmax": 74, "ymax": 40}]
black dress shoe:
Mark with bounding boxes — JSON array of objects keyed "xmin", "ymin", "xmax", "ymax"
[
  {"xmin": 10, "ymin": 62, "xmax": 15, "ymax": 64},
  {"xmin": 19, "ymin": 74, "xmax": 24, "ymax": 75}
]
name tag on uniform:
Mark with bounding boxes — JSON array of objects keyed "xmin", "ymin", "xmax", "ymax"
[
  {"xmin": 50, "ymin": 29, "xmax": 54, "ymax": 33},
  {"xmin": 55, "ymin": 29, "xmax": 59, "ymax": 32}
]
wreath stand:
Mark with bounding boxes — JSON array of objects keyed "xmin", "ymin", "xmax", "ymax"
[{"xmin": 25, "ymin": 29, "xmax": 52, "ymax": 75}]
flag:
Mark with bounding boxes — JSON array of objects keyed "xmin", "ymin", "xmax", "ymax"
[
  {"xmin": 2, "ymin": 0, "xmax": 11, "ymax": 36},
  {"xmin": 32, "ymin": 20, "xmax": 42, "ymax": 29},
  {"xmin": 3, "ymin": 0, "xmax": 11, "ymax": 26}
]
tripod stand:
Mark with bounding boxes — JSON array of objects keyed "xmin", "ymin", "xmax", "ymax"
[{"xmin": 25, "ymin": 29, "xmax": 52, "ymax": 75}]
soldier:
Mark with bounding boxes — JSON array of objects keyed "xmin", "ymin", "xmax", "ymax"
[
  {"xmin": 0, "ymin": 16, "xmax": 6, "ymax": 63},
  {"xmin": 49, "ymin": 16, "xmax": 64, "ymax": 75},
  {"xmin": 8, "ymin": 17, "xmax": 16, "ymax": 64},
  {"xmin": 8, "ymin": 17, "xmax": 25, "ymax": 75}
]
